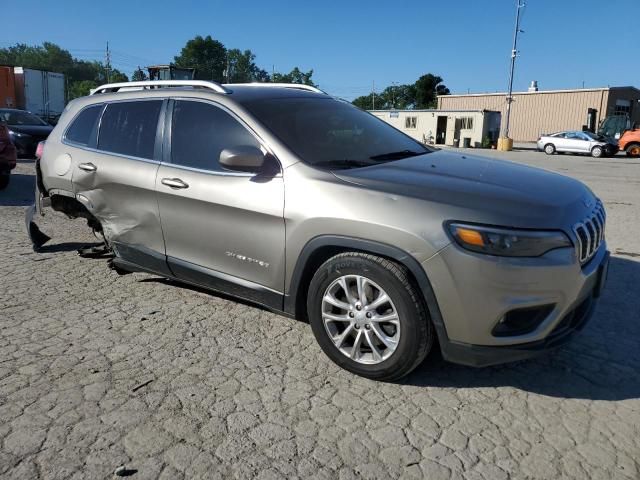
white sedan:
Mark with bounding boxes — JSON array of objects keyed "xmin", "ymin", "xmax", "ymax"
[{"xmin": 537, "ymin": 131, "xmax": 619, "ymax": 158}]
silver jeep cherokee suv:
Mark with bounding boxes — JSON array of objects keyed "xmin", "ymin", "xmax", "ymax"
[{"xmin": 28, "ymin": 80, "xmax": 610, "ymax": 381}]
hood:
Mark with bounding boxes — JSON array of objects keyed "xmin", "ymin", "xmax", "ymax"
[
  {"xmin": 332, "ymin": 150, "xmax": 595, "ymax": 229},
  {"xmin": 8, "ymin": 124, "xmax": 53, "ymax": 137}
]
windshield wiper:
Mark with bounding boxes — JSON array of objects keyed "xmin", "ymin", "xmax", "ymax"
[
  {"xmin": 313, "ymin": 159, "xmax": 377, "ymax": 170},
  {"xmin": 369, "ymin": 149, "xmax": 426, "ymax": 161}
]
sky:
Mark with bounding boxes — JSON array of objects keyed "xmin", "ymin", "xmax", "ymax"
[{"xmin": 3, "ymin": 0, "xmax": 639, "ymax": 100}]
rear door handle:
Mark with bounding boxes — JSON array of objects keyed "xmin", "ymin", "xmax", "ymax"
[
  {"xmin": 161, "ymin": 178, "xmax": 189, "ymax": 189},
  {"xmin": 78, "ymin": 162, "xmax": 97, "ymax": 172}
]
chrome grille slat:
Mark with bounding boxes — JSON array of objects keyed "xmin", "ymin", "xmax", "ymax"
[
  {"xmin": 585, "ymin": 220, "xmax": 594, "ymax": 256},
  {"xmin": 573, "ymin": 201, "xmax": 606, "ymax": 264},
  {"xmin": 596, "ymin": 209, "xmax": 606, "ymax": 242},
  {"xmin": 592, "ymin": 214, "xmax": 602, "ymax": 243}
]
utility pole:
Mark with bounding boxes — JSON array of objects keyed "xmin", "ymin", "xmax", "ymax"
[
  {"xmin": 105, "ymin": 41, "xmax": 111, "ymax": 83},
  {"xmin": 391, "ymin": 81, "xmax": 397, "ymax": 109},
  {"xmin": 502, "ymin": 0, "xmax": 525, "ymax": 143},
  {"xmin": 371, "ymin": 80, "xmax": 375, "ymax": 110}
]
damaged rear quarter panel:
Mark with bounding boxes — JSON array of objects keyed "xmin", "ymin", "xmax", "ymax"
[{"xmin": 71, "ymin": 149, "xmax": 165, "ymax": 254}]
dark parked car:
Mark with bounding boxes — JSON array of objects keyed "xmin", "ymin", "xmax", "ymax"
[
  {"xmin": 0, "ymin": 121, "xmax": 17, "ymax": 189},
  {"xmin": 0, "ymin": 108, "xmax": 53, "ymax": 158}
]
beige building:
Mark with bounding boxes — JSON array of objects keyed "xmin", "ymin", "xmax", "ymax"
[
  {"xmin": 370, "ymin": 109, "xmax": 501, "ymax": 148},
  {"xmin": 437, "ymin": 86, "xmax": 640, "ymax": 142}
]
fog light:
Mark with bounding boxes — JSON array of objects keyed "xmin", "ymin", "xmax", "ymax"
[{"xmin": 492, "ymin": 304, "xmax": 555, "ymax": 337}]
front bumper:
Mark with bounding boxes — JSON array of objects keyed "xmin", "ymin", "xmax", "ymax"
[
  {"xmin": 423, "ymin": 242, "xmax": 609, "ymax": 367},
  {"xmin": 438, "ymin": 286, "xmax": 598, "ymax": 367},
  {"xmin": 606, "ymin": 145, "xmax": 619, "ymax": 155}
]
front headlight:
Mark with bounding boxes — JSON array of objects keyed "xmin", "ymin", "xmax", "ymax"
[{"xmin": 448, "ymin": 222, "xmax": 572, "ymax": 257}]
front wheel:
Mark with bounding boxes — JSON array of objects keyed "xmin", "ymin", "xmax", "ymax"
[
  {"xmin": 591, "ymin": 146, "xmax": 604, "ymax": 158},
  {"xmin": 544, "ymin": 144, "xmax": 556, "ymax": 155},
  {"xmin": 626, "ymin": 143, "xmax": 640, "ymax": 158},
  {"xmin": 307, "ymin": 252, "xmax": 433, "ymax": 381},
  {"xmin": 0, "ymin": 173, "xmax": 9, "ymax": 190}
]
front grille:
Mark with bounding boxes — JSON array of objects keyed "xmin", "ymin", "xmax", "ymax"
[{"xmin": 573, "ymin": 201, "xmax": 606, "ymax": 264}]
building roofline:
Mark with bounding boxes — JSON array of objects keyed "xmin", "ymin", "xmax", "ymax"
[
  {"xmin": 438, "ymin": 86, "xmax": 640, "ymax": 98},
  {"xmin": 369, "ymin": 109, "xmax": 499, "ymax": 113}
]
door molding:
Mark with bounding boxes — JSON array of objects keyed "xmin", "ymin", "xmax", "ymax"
[{"xmin": 168, "ymin": 256, "xmax": 284, "ymax": 310}]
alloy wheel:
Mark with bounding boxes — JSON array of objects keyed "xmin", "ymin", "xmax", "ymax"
[{"xmin": 321, "ymin": 274, "xmax": 400, "ymax": 364}]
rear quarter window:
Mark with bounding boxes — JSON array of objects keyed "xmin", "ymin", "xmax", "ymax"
[
  {"xmin": 98, "ymin": 100, "xmax": 162, "ymax": 159},
  {"xmin": 65, "ymin": 104, "xmax": 103, "ymax": 145}
]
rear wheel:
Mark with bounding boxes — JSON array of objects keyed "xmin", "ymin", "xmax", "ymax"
[
  {"xmin": 307, "ymin": 252, "xmax": 433, "ymax": 381},
  {"xmin": 591, "ymin": 145, "xmax": 604, "ymax": 158},
  {"xmin": 626, "ymin": 143, "xmax": 640, "ymax": 158},
  {"xmin": 0, "ymin": 173, "xmax": 9, "ymax": 190},
  {"xmin": 544, "ymin": 144, "xmax": 556, "ymax": 155}
]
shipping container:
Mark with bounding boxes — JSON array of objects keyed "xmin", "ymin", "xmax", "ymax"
[
  {"xmin": 0, "ymin": 66, "xmax": 17, "ymax": 108},
  {"xmin": 13, "ymin": 67, "xmax": 66, "ymax": 120}
]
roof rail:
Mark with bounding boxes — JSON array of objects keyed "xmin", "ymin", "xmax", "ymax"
[
  {"xmin": 90, "ymin": 80, "xmax": 230, "ymax": 95},
  {"xmin": 224, "ymin": 82, "xmax": 326, "ymax": 95}
]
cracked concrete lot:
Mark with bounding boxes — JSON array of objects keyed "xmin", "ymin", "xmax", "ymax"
[{"xmin": 1, "ymin": 151, "xmax": 639, "ymax": 480}]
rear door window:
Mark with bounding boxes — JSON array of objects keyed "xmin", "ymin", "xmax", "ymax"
[
  {"xmin": 170, "ymin": 100, "xmax": 260, "ymax": 172},
  {"xmin": 98, "ymin": 100, "xmax": 162, "ymax": 159},
  {"xmin": 65, "ymin": 104, "xmax": 103, "ymax": 146}
]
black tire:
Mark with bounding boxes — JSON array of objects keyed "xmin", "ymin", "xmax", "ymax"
[
  {"xmin": 544, "ymin": 143, "xmax": 555, "ymax": 155},
  {"xmin": 591, "ymin": 145, "xmax": 604, "ymax": 158},
  {"xmin": 307, "ymin": 252, "xmax": 433, "ymax": 381},
  {"xmin": 625, "ymin": 143, "xmax": 640, "ymax": 158},
  {"xmin": 0, "ymin": 173, "xmax": 9, "ymax": 191}
]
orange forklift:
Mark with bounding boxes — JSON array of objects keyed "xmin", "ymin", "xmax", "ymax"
[
  {"xmin": 598, "ymin": 113, "xmax": 640, "ymax": 157},
  {"xmin": 618, "ymin": 129, "xmax": 640, "ymax": 157}
]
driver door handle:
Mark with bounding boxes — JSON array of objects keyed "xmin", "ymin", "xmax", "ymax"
[
  {"xmin": 78, "ymin": 162, "xmax": 97, "ymax": 172},
  {"xmin": 161, "ymin": 177, "xmax": 189, "ymax": 189}
]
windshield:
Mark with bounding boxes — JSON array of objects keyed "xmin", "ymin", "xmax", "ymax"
[
  {"xmin": 598, "ymin": 115, "xmax": 629, "ymax": 138},
  {"xmin": 242, "ymin": 97, "xmax": 431, "ymax": 168},
  {"xmin": 0, "ymin": 110, "xmax": 48, "ymax": 126}
]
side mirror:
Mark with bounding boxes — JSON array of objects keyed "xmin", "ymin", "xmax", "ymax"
[{"xmin": 219, "ymin": 146, "xmax": 265, "ymax": 173}]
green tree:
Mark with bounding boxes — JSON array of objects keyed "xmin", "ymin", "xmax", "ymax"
[
  {"xmin": 352, "ymin": 92, "xmax": 385, "ymax": 110},
  {"xmin": 0, "ymin": 42, "xmax": 129, "ymax": 100},
  {"xmin": 272, "ymin": 67, "xmax": 316, "ymax": 86},
  {"xmin": 174, "ymin": 35, "xmax": 227, "ymax": 82},
  {"xmin": 352, "ymin": 73, "xmax": 449, "ymax": 110},
  {"xmin": 0, "ymin": 42, "xmax": 74, "ymax": 73},
  {"xmin": 390, "ymin": 84, "xmax": 417, "ymax": 109},
  {"xmin": 66, "ymin": 59, "xmax": 101, "ymax": 82},
  {"xmin": 68, "ymin": 80, "xmax": 98, "ymax": 100},
  {"xmin": 225, "ymin": 49, "xmax": 269, "ymax": 83},
  {"xmin": 107, "ymin": 68, "xmax": 128, "ymax": 83},
  {"xmin": 414, "ymin": 74, "xmax": 449, "ymax": 109},
  {"xmin": 252, "ymin": 67, "xmax": 270, "ymax": 83},
  {"xmin": 131, "ymin": 66, "xmax": 148, "ymax": 82}
]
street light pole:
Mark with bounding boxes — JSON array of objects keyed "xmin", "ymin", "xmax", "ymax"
[{"xmin": 503, "ymin": 0, "xmax": 525, "ymax": 141}]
